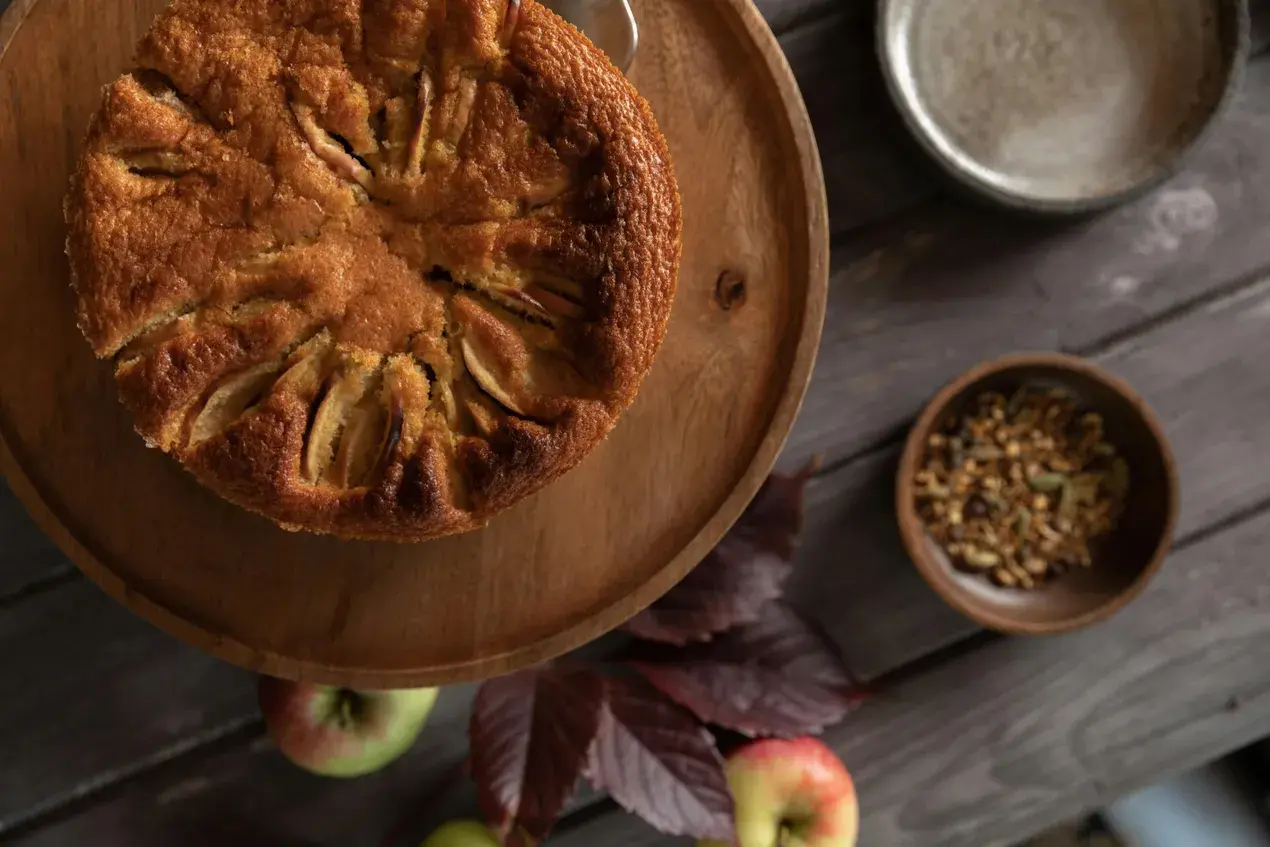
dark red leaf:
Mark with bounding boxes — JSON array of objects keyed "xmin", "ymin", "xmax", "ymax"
[
  {"xmin": 587, "ymin": 676, "xmax": 735, "ymax": 841},
  {"xmin": 632, "ymin": 603, "xmax": 863, "ymax": 738},
  {"xmin": 625, "ymin": 463, "xmax": 817, "ymax": 645},
  {"xmin": 469, "ymin": 667, "xmax": 605, "ymax": 842}
]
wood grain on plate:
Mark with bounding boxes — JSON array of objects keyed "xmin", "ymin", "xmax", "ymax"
[{"xmin": 0, "ymin": 0, "xmax": 828, "ymax": 687}]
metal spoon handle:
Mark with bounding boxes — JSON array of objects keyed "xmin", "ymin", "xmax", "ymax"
[{"xmin": 540, "ymin": 0, "xmax": 639, "ymax": 73}]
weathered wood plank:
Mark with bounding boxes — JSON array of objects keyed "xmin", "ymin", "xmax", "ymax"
[
  {"xmin": 754, "ymin": 0, "xmax": 847, "ymax": 35},
  {"xmin": 778, "ymin": 8, "xmax": 941, "ymax": 234},
  {"xmin": 8, "ymin": 686, "xmax": 481, "ymax": 847},
  {"xmin": 781, "ymin": 54, "xmax": 1270, "ymax": 470},
  {"xmin": 1, "ymin": 674, "xmax": 627, "ymax": 847},
  {"xmin": 0, "ymin": 581, "xmax": 255, "ymax": 833},
  {"xmin": 790, "ymin": 263, "xmax": 1270, "ymax": 678},
  {"xmin": 548, "ymin": 505, "xmax": 1270, "ymax": 847},
  {"xmin": 0, "ymin": 596, "xmax": 626, "ymax": 840},
  {"xmin": 0, "ymin": 481, "xmax": 73, "ymax": 599},
  {"xmin": 1254, "ymin": 0, "xmax": 1270, "ymax": 54},
  {"xmin": 787, "ymin": 449, "xmax": 971, "ymax": 680}
]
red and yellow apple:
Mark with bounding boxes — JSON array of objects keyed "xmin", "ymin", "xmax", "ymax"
[
  {"xmin": 257, "ymin": 676, "xmax": 439, "ymax": 778},
  {"xmin": 420, "ymin": 820, "xmax": 501, "ymax": 847},
  {"xmin": 701, "ymin": 737, "xmax": 858, "ymax": 847}
]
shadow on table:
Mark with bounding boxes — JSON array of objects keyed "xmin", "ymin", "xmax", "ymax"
[{"xmin": 785, "ymin": 447, "xmax": 976, "ymax": 681}]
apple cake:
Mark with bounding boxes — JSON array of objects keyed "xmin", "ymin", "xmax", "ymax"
[{"xmin": 65, "ymin": 0, "xmax": 681, "ymax": 541}]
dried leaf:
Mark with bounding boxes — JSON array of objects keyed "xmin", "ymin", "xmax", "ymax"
[
  {"xmin": 469, "ymin": 667, "xmax": 605, "ymax": 842},
  {"xmin": 625, "ymin": 464, "xmax": 816, "ymax": 645},
  {"xmin": 633, "ymin": 604, "xmax": 863, "ymax": 738},
  {"xmin": 588, "ymin": 676, "xmax": 735, "ymax": 841}
]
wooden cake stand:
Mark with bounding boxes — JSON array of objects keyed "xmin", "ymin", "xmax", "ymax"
[{"xmin": 0, "ymin": 0, "xmax": 828, "ymax": 686}]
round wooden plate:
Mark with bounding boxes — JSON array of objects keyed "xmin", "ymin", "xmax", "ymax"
[{"xmin": 0, "ymin": 0, "xmax": 828, "ymax": 686}]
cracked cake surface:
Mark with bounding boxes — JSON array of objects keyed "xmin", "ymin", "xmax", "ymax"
[{"xmin": 65, "ymin": 0, "xmax": 681, "ymax": 541}]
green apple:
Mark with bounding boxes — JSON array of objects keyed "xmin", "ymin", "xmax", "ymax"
[
  {"xmin": 421, "ymin": 821, "xmax": 501, "ymax": 847},
  {"xmin": 257, "ymin": 676, "xmax": 439, "ymax": 778},
  {"xmin": 700, "ymin": 737, "xmax": 858, "ymax": 847}
]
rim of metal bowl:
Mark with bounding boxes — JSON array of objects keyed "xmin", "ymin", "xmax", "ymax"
[{"xmin": 874, "ymin": 0, "xmax": 1252, "ymax": 216}]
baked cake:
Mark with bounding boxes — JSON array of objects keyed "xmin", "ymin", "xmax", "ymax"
[{"xmin": 65, "ymin": 0, "xmax": 681, "ymax": 541}]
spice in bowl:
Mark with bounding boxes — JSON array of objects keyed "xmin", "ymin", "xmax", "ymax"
[{"xmin": 914, "ymin": 386, "xmax": 1130, "ymax": 590}]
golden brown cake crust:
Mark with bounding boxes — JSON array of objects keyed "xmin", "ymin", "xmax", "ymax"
[{"xmin": 65, "ymin": 0, "xmax": 681, "ymax": 540}]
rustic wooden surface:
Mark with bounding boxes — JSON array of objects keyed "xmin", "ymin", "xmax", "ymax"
[
  {"xmin": 4, "ymin": 0, "xmax": 1270, "ymax": 844},
  {"xmin": 549, "ymin": 506, "xmax": 1270, "ymax": 847},
  {"xmin": 0, "ymin": 0, "xmax": 827, "ymax": 688}
]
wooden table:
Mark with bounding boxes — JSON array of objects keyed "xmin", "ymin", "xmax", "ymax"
[{"xmin": 4, "ymin": 1, "xmax": 1270, "ymax": 845}]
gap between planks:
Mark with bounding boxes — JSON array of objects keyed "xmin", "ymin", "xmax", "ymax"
[{"xmin": 0, "ymin": 720, "xmax": 262, "ymax": 841}]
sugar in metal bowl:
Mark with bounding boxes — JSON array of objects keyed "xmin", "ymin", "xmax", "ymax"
[{"xmin": 878, "ymin": 0, "xmax": 1249, "ymax": 213}]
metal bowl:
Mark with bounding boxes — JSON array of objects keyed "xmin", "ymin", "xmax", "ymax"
[{"xmin": 878, "ymin": 0, "xmax": 1250, "ymax": 214}]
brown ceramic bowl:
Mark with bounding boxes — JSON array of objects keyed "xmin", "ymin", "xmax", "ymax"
[{"xmin": 897, "ymin": 353, "xmax": 1179, "ymax": 635}]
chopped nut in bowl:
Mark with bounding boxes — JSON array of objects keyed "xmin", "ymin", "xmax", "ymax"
[{"xmin": 897, "ymin": 353, "xmax": 1178, "ymax": 635}]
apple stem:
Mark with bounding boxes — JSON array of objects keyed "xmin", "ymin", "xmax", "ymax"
[{"xmin": 333, "ymin": 689, "xmax": 362, "ymax": 729}]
